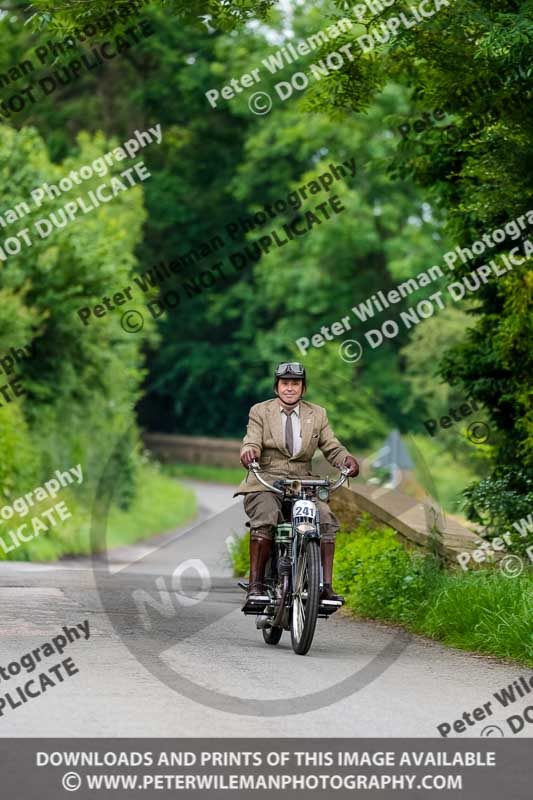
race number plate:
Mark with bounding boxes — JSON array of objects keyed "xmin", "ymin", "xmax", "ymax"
[{"xmin": 293, "ymin": 499, "xmax": 316, "ymax": 519}]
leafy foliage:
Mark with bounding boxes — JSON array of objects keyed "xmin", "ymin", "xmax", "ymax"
[
  {"xmin": 1, "ymin": 0, "xmax": 530, "ymax": 527},
  {"xmin": 228, "ymin": 529, "xmax": 250, "ymax": 577},
  {"xmin": 0, "ymin": 123, "xmax": 151, "ymax": 508},
  {"xmin": 334, "ymin": 515, "xmax": 437, "ymax": 621},
  {"xmin": 462, "ymin": 470, "xmax": 533, "ymax": 555},
  {"xmin": 334, "ymin": 515, "xmax": 532, "ymax": 663}
]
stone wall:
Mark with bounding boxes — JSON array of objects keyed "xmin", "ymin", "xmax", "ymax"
[
  {"xmin": 330, "ymin": 484, "xmax": 479, "ymax": 564},
  {"xmin": 143, "ymin": 432, "xmax": 242, "ymax": 469}
]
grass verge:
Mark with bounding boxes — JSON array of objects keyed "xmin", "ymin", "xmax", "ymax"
[
  {"xmin": 228, "ymin": 531, "xmax": 250, "ymax": 577},
  {"xmin": 227, "ymin": 514, "xmax": 532, "ymax": 665},
  {"xmin": 161, "ymin": 462, "xmax": 243, "ymax": 485},
  {"xmin": 0, "ymin": 463, "xmax": 196, "ymax": 562}
]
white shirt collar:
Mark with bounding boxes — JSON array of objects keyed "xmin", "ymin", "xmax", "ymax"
[{"xmin": 279, "ymin": 403, "xmax": 300, "ymax": 416}]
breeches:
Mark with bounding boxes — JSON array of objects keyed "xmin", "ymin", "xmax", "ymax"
[{"xmin": 243, "ymin": 491, "xmax": 339, "ymax": 542}]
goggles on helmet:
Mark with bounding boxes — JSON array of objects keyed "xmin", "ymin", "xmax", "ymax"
[{"xmin": 275, "ymin": 362, "xmax": 305, "ymax": 377}]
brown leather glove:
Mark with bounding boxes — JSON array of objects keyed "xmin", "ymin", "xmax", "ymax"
[
  {"xmin": 240, "ymin": 448, "xmax": 260, "ymax": 468},
  {"xmin": 344, "ymin": 455, "xmax": 359, "ymax": 477}
]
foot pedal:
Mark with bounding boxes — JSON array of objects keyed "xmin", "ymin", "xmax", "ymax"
[
  {"xmin": 241, "ymin": 595, "xmax": 270, "ymax": 614},
  {"xmin": 318, "ymin": 599, "xmax": 343, "ymax": 615},
  {"xmin": 237, "ymin": 580, "xmax": 249, "ymax": 592}
]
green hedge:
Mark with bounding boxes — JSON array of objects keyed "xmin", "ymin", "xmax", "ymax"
[
  {"xmin": 0, "ymin": 125, "xmax": 155, "ymax": 534},
  {"xmin": 334, "ymin": 515, "xmax": 532, "ymax": 665}
]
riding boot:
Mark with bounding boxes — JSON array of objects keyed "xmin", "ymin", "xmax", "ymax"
[
  {"xmin": 244, "ymin": 530, "xmax": 271, "ymax": 605},
  {"xmin": 320, "ymin": 540, "xmax": 344, "ymax": 602}
]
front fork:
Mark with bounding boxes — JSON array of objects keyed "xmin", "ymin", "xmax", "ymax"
[{"xmin": 291, "ymin": 520, "xmax": 323, "ymax": 599}]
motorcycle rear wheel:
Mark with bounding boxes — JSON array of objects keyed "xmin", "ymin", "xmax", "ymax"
[
  {"xmin": 263, "ymin": 624, "xmax": 283, "ymax": 645},
  {"xmin": 290, "ymin": 538, "xmax": 320, "ymax": 655}
]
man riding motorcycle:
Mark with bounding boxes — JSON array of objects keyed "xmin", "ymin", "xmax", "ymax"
[{"xmin": 234, "ymin": 362, "xmax": 359, "ymax": 607}]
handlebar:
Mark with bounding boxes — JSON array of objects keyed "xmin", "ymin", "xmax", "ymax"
[{"xmin": 248, "ymin": 460, "xmax": 350, "ymax": 496}]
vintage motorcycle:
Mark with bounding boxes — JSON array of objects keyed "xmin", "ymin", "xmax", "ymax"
[{"xmin": 239, "ymin": 460, "xmax": 349, "ymax": 655}]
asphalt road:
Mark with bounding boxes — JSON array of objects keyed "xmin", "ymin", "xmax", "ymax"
[{"xmin": 0, "ymin": 479, "xmax": 529, "ymax": 738}]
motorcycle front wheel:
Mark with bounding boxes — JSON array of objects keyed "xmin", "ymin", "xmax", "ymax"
[{"xmin": 290, "ymin": 538, "xmax": 320, "ymax": 655}]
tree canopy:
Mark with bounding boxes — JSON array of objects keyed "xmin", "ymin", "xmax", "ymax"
[{"xmin": 0, "ymin": 0, "xmax": 531, "ymax": 524}]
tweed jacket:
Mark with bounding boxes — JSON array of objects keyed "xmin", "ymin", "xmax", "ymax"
[{"xmin": 234, "ymin": 398, "xmax": 350, "ymax": 496}]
